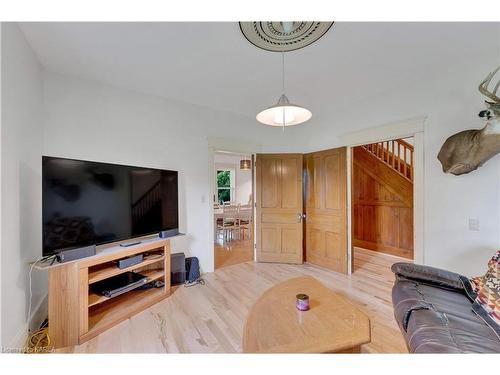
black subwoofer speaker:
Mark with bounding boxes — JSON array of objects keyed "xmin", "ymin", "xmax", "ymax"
[
  {"xmin": 185, "ymin": 257, "xmax": 200, "ymax": 282},
  {"xmin": 170, "ymin": 253, "xmax": 186, "ymax": 285}
]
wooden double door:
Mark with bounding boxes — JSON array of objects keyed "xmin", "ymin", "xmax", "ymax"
[{"xmin": 255, "ymin": 148, "xmax": 347, "ymax": 273}]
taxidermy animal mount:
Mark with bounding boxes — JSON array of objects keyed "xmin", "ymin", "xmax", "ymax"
[{"xmin": 438, "ymin": 65, "xmax": 500, "ymax": 175}]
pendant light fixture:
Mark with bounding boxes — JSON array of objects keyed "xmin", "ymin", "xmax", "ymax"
[
  {"xmin": 240, "ymin": 158, "xmax": 251, "ymax": 170},
  {"xmin": 256, "ymin": 52, "xmax": 312, "ymax": 130}
]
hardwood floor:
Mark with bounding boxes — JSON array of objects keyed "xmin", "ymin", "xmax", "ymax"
[
  {"xmin": 214, "ymin": 237, "xmax": 253, "ymax": 270},
  {"xmin": 65, "ymin": 247, "xmax": 409, "ymax": 353}
]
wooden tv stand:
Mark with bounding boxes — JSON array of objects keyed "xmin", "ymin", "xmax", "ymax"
[{"xmin": 45, "ymin": 237, "xmax": 173, "ymax": 348}]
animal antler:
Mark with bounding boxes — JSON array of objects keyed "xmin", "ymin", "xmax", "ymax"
[{"xmin": 479, "ymin": 65, "xmax": 500, "ymax": 103}]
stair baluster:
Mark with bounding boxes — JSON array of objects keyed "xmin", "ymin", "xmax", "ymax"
[{"xmin": 361, "ymin": 139, "xmax": 413, "ymax": 182}]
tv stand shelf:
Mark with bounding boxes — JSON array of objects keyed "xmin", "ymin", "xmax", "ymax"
[
  {"xmin": 47, "ymin": 237, "xmax": 172, "ymax": 348},
  {"xmin": 87, "ymin": 269, "xmax": 165, "ymax": 307},
  {"xmin": 88, "ymin": 253, "xmax": 164, "ymax": 284}
]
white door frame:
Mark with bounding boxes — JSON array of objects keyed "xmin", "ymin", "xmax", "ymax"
[
  {"xmin": 208, "ymin": 137, "xmax": 261, "ymax": 271},
  {"xmin": 340, "ymin": 116, "xmax": 426, "ymax": 274}
]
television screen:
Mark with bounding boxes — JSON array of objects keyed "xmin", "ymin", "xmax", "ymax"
[{"xmin": 42, "ymin": 156, "xmax": 178, "ymax": 256}]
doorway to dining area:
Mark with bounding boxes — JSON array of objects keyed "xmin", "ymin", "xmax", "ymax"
[{"xmin": 213, "ymin": 151, "xmax": 254, "ymax": 269}]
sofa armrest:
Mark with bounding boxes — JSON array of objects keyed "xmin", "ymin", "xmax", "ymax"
[{"xmin": 391, "ymin": 262, "xmax": 464, "ymax": 290}]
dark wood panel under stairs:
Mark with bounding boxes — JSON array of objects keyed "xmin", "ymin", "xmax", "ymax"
[{"xmin": 352, "ymin": 143, "xmax": 414, "ymax": 259}]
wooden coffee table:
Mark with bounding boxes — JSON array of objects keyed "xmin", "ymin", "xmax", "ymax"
[{"xmin": 242, "ymin": 276, "xmax": 371, "ymax": 353}]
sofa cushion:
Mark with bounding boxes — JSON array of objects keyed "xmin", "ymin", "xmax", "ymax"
[
  {"xmin": 461, "ymin": 250, "xmax": 500, "ymax": 339},
  {"xmin": 392, "ymin": 262, "xmax": 464, "ymax": 291},
  {"xmin": 393, "ymin": 279, "xmax": 500, "ymax": 353},
  {"xmin": 406, "ymin": 308, "xmax": 500, "ymax": 353}
]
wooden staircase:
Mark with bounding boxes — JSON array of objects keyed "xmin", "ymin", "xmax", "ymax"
[
  {"xmin": 352, "ymin": 140, "xmax": 414, "ymax": 259},
  {"xmin": 362, "ymin": 139, "xmax": 413, "ymax": 182},
  {"xmin": 132, "ymin": 181, "xmax": 162, "ymax": 235}
]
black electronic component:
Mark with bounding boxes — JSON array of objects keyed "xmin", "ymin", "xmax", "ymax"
[
  {"xmin": 116, "ymin": 254, "xmax": 143, "ymax": 269},
  {"xmin": 90, "ymin": 271, "xmax": 148, "ymax": 298}
]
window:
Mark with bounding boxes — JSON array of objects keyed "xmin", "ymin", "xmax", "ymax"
[{"xmin": 216, "ymin": 169, "xmax": 234, "ymax": 203}]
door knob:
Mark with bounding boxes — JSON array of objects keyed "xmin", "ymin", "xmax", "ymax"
[{"xmin": 297, "ymin": 213, "xmax": 303, "ymax": 223}]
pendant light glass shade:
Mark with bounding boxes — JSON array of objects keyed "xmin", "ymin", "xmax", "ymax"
[
  {"xmin": 240, "ymin": 159, "xmax": 251, "ymax": 170},
  {"xmin": 256, "ymin": 94, "xmax": 312, "ymax": 127}
]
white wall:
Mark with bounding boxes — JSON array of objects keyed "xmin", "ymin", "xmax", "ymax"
[
  {"xmin": 1, "ymin": 23, "xmax": 46, "ymax": 347},
  {"xmin": 1, "ymin": 20, "xmax": 3, "ymax": 349},
  {"xmin": 42, "ymin": 56, "xmax": 500, "ymax": 278},
  {"xmin": 214, "ymin": 153, "xmax": 252, "ymax": 205},
  {"xmin": 289, "ymin": 58, "xmax": 500, "ymax": 276},
  {"xmin": 42, "ymin": 71, "xmax": 277, "ymax": 276},
  {"xmin": 2, "ymin": 24, "xmax": 499, "ymax": 350}
]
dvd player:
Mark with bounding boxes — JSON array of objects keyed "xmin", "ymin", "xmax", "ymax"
[{"xmin": 91, "ymin": 272, "xmax": 148, "ymax": 298}]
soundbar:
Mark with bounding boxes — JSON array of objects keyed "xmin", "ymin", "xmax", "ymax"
[
  {"xmin": 116, "ymin": 254, "xmax": 144, "ymax": 269},
  {"xmin": 56, "ymin": 244, "xmax": 96, "ymax": 263},
  {"xmin": 159, "ymin": 228, "xmax": 179, "ymax": 238}
]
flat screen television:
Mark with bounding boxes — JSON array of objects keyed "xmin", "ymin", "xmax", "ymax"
[{"xmin": 42, "ymin": 156, "xmax": 179, "ymax": 257}]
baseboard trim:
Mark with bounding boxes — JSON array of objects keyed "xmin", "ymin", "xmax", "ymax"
[{"xmin": 353, "ymin": 240, "xmax": 413, "ymax": 259}]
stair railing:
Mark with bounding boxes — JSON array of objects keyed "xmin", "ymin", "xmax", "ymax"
[
  {"xmin": 132, "ymin": 181, "xmax": 162, "ymax": 225},
  {"xmin": 362, "ymin": 139, "xmax": 413, "ymax": 181}
]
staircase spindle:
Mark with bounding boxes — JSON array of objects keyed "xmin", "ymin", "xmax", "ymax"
[
  {"xmin": 403, "ymin": 144, "xmax": 407, "ymax": 178},
  {"xmin": 392, "ymin": 140, "xmax": 396, "ymax": 168},
  {"xmin": 410, "ymin": 151, "xmax": 413, "ymax": 181},
  {"xmin": 397, "ymin": 141, "xmax": 401, "ymax": 173},
  {"xmin": 360, "ymin": 139, "xmax": 413, "ymax": 182},
  {"xmin": 410, "ymin": 150, "xmax": 413, "ymax": 180}
]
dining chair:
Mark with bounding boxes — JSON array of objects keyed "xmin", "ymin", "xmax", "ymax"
[
  {"xmin": 219, "ymin": 204, "xmax": 238, "ymax": 243},
  {"xmin": 238, "ymin": 204, "xmax": 252, "ymax": 240}
]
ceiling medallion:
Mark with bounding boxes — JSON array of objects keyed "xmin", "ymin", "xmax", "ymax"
[{"xmin": 239, "ymin": 21, "xmax": 334, "ymax": 52}]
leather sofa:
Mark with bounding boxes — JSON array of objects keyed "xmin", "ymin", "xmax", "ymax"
[{"xmin": 391, "ymin": 262, "xmax": 500, "ymax": 353}]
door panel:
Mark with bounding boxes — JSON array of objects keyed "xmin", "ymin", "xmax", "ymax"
[
  {"xmin": 256, "ymin": 154, "xmax": 303, "ymax": 264},
  {"xmin": 325, "ymin": 231, "xmax": 341, "ymax": 259},
  {"xmin": 324, "ymin": 153, "xmax": 341, "ymax": 210},
  {"xmin": 261, "ymin": 158, "xmax": 280, "ymax": 208},
  {"xmin": 281, "ymin": 228, "xmax": 300, "ymax": 254},
  {"xmin": 308, "ymin": 227, "xmax": 323, "ymax": 257},
  {"xmin": 261, "ymin": 212, "xmax": 297, "ymax": 223},
  {"xmin": 304, "ymin": 156, "xmax": 321, "ymax": 209},
  {"xmin": 261, "ymin": 226, "xmax": 279, "ymax": 254},
  {"xmin": 304, "ymin": 147, "xmax": 347, "ymax": 273},
  {"xmin": 281, "ymin": 158, "xmax": 299, "ymax": 208}
]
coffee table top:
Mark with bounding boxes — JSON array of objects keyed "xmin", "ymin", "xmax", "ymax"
[{"xmin": 242, "ymin": 275, "xmax": 371, "ymax": 353}]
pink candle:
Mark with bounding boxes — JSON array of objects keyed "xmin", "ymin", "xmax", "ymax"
[{"xmin": 296, "ymin": 293, "xmax": 310, "ymax": 311}]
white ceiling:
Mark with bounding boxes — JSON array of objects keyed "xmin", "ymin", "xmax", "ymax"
[
  {"xmin": 19, "ymin": 22, "xmax": 499, "ymax": 122},
  {"xmin": 214, "ymin": 152, "xmax": 250, "ymax": 164}
]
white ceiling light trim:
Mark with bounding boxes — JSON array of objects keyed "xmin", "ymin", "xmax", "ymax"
[
  {"xmin": 256, "ymin": 52, "xmax": 312, "ymax": 129},
  {"xmin": 256, "ymin": 94, "xmax": 312, "ymax": 127}
]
